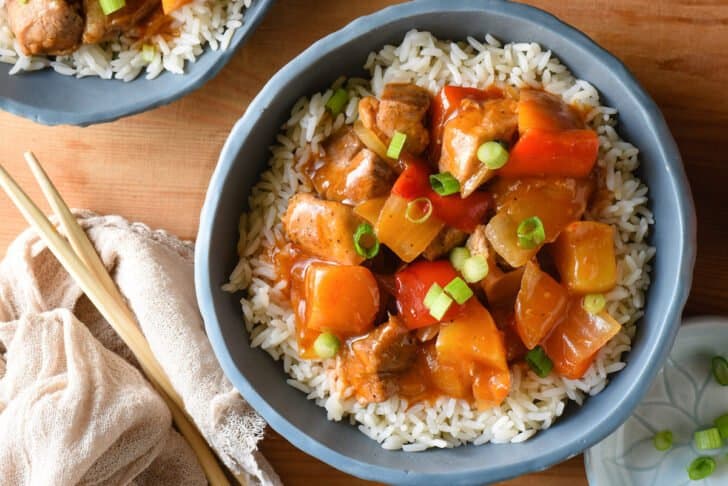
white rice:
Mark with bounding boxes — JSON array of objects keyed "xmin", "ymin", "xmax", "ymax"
[
  {"xmin": 0, "ymin": 0, "xmax": 250, "ymax": 81},
  {"xmin": 226, "ymin": 30, "xmax": 655, "ymax": 450}
]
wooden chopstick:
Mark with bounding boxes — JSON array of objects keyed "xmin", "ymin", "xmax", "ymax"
[{"xmin": 0, "ymin": 155, "xmax": 235, "ymax": 486}]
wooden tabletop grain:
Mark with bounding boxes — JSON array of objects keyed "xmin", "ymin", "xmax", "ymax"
[{"xmin": 0, "ymin": 0, "xmax": 725, "ymax": 484}]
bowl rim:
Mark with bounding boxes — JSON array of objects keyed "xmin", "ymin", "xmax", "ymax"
[
  {"xmin": 0, "ymin": 0, "xmax": 276, "ymax": 126},
  {"xmin": 195, "ymin": 0, "xmax": 697, "ymax": 483}
]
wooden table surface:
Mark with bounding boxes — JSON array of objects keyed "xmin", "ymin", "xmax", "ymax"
[{"xmin": 0, "ymin": 0, "xmax": 725, "ymax": 484}]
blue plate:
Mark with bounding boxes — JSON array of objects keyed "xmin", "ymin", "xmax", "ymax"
[
  {"xmin": 195, "ymin": 1, "xmax": 696, "ymax": 484},
  {"xmin": 0, "ymin": 0, "xmax": 274, "ymax": 126},
  {"xmin": 586, "ymin": 317, "xmax": 728, "ymax": 486}
]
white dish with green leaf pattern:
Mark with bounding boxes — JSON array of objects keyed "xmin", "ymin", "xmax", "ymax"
[{"xmin": 586, "ymin": 316, "xmax": 728, "ymax": 485}]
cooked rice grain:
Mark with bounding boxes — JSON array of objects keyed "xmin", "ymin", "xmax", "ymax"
[{"xmin": 227, "ymin": 30, "xmax": 655, "ymax": 450}]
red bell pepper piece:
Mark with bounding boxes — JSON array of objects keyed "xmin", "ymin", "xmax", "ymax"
[
  {"xmin": 430, "ymin": 85, "xmax": 503, "ymax": 161},
  {"xmin": 499, "ymin": 128, "xmax": 599, "ymax": 179},
  {"xmin": 395, "ymin": 260, "xmax": 464, "ymax": 329},
  {"xmin": 392, "ymin": 156, "xmax": 491, "ymax": 232}
]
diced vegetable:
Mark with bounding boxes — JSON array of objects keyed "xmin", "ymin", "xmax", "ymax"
[
  {"xmin": 687, "ymin": 457, "xmax": 716, "ymax": 480},
  {"xmin": 472, "ymin": 366, "xmax": 511, "ymax": 410},
  {"xmin": 304, "ymin": 263, "xmax": 379, "ymax": 336},
  {"xmin": 141, "ymin": 44, "xmax": 155, "ymax": 63},
  {"xmin": 428, "ymin": 292, "xmax": 454, "ymax": 320},
  {"xmin": 485, "ymin": 212, "xmax": 537, "ymax": 268},
  {"xmin": 444, "ymin": 277, "xmax": 473, "ymax": 305},
  {"xmin": 326, "ymin": 88, "xmax": 349, "ymax": 116},
  {"xmin": 525, "ymin": 346, "xmax": 553, "ymax": 377},
  {"xmin": 405, "ymin": 197, "xmax": 433, "ymax": 223},
  {"xmin": 515, "ymin": 261, "xmax": 569, "ymax": 349},
  {"xmin": 353, "ymin": 222, "xmax": 380, "ymax": 259},
  {"xmin": 553, "ymin": 221, "xmax": 617, "ymax": 294},
  {"xmin": 462, "ymin": 254, "xmax": 489, "ymax": 283},
  {"xmin": 516, "ymin": 216, "xmax": 545, "ymax": 249},
  {"xmin": 430, "ymin": 172, "xmax": 460, "ymax": 196},
  {"xmin": 712, "ymin": 356, "xmax": 728, "ymax": 386},
  {"xmin": 449, "ymin": 246, "xmax": 471, "ymax": 272},
  {"xmin": 492, "ymin": 177, "xmax": 594, "ymax": 243},
  {"xmin": 583, "ymin": 293, "xmax": 606, "ymax": 314},
  {"xmin": 100, "ymin": 0, "xmax": 125, "ymax": 15},
  {"xmin": 498, "ymin": 129, "xmax": 599, "ymax": 179},
  {"xmin": 542, "ymin": 298, "xmax": 622, "ymax": 379},
  {"xmin": 424, "ymin": 283, "xmax": 444, "ymax": 309},
  {"xmin": 375, "ymin": 193, "xmax": 444, "ymax": 262},
  {"xmin": 354, "ymin": 196, "xmax": 388, "ymax": 225},
  {"xmin": 713, "ymin": 413, "xmax": 728, "ymax": 439},
  {"xmin": 392, "ymin": 158, "xmax": 492, "ymax": 232},
  {"xmin": 477, "ymin": 141, "xmax": 509, "ymax": 169},
  {"xmin": 436, "ymin": 300, "xmax": 510, "ymax": 408},
  {"xmin": 653, "ymin": 430, "xmax": 673, "ymax": 451},
  {"xmin": 313, "ymin": 332, "xmax": 341, "ymax": 359},
  {"xmin": 429, "ymin": 85, "xmax": 503, "ymax": 160},
  {"xmin": 395, "ymin": 260, "xmax": 464, "ymax": 329},
  {"xmin": 353, "ymin": 120, "xmax": 391, "ymax": 162},
  {"xmin": 483, "ymin": 266, "xmax": 525, "ymax": 307},
  {"xmin": 162, "ymin": 0, "xmax": 192, "ymax": 14},
  {"xmin": 387, "ymin": 131, "xmax": 408, "ymax": 159},
  {"xmin": 694, "ymin": 428, "xmax": 722, "ymax": 450},
  {"xmin": 517, "ymin": 89, "xmax": 584, "ymax": 134}
]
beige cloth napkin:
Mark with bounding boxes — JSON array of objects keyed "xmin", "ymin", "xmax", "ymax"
[{"xmin": 0, "ymin": 211, "xmax": 281, "ymax": 486}]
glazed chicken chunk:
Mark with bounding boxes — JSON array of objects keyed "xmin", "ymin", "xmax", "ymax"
[
  {"xmin": 6, "ymin": 0, "xmax": 84, "ymax": 55},
  {"xmin": 438, "ymin": 98, "xmax": 518, "ymax": 197},
  {"xmin": 359, "ymin": 82, "xmax": 432, "ymax": 156},
  {"xmin": 282, "ymin": 193, "xmax": 365, "ymax": 265},
  {"xmin": 308, "ymin": 126, "xmax": 395, "ymax": 205}
]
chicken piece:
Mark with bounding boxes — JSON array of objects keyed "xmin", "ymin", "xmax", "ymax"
[
  {"xmin": 340, "ymin": 316, "xmax": 416, "ymax": 403},
  {"xmin": 6, "ymin": 0, "xmax": 84, "ymax": 56},
  {"xmin": 282, "ymin": 193, "xmax": 365, "ymax": 265},
  {"xmin": 83, "ymin": 0, "xmax": 160, "ymax": 44},
  {"xmin": 438, "ymin": 98, "xmax": 518, "ymax": 197},
  {"xmin": 308, "ymin": 127, "xmax": 395, "ymax": 205},
  {"xmin": 422, "ymin": 227, "xmax": 467, "ymax": 261},
  {"xmin": 359, "ymin": 83, "xmax": 431, "ymax": 155}
]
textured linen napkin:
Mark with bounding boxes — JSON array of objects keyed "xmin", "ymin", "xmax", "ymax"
[{"xmin": 0, "ymin": 210, "xmax": 280, "ymax": 486}]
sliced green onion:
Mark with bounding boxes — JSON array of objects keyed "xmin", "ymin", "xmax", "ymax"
[
  {"xmin": 687, "ymin": 456, "xmax": 716, "ymax": 480},
  {"xmin": 405, "ymin": 197, "xmax": 432, "ymax": 224},
  {"xmin": 653, "ymin": 430, "xmax": 673, "ymax": 451},
  {"xmin": 313, "ymin": 332, "xmax": 340, "ymax": 359},
  {"xmin": 386, "ymin": 130, "xmax": 407, "ymax": 159},
  {"xmin": 582, "ymin": 293, "xmax": 606, "ymax": 315},
  {"xmin": 99, "ymin": 0, "xmax": 126, "ymax": 15},
  {"xmin": 516, "ymin": 216, "xmax": 546, "ymax": 249},
  {"xmin": 429, "ymin": 172, "xmax": 460, "ymax": 196},
  {"xmin": 462, "ymin": 255, "xmax": 489, "ymax": 283},
  {"xmin": 444, "ymin": 277, "xmax": 473, "ymax": 305},
  {"xmin": 714, "ymin": 413, "xmax": 728, "ymax": 439},
  {"xmin": 353, "ymin": 222, "xmax": 380, "ymax": 259},
  {"xmin": 325, "ymin": 88, "xmax": 349, "ymax": 116},
  {"xmin": 449, "ymin": 246, "xmax": 471, "ymax": 272},
  {"xmin": 525, "ymin": 346, "xmax": 553, "ymax": 378},
  {"xmin": 694, "ymin": 427, "xmax": 722, "ymax": 450},
  {"xmin": 428, "ymin": 292, "xmax": 453, "ymax": 321},
  {"xmin": 712, "ymin": 356, "xmax": 728, "ymax": 386},
  {"xmin": 424, "ymin": 283, "xmax": 444, "ymax": 310},
  {"xmin": 477, "ymin": 141, "xmax": 510, "ymax": 169},
  {"xmin": 141, "ymin": 44, "xmax": 155, "ymax": 63}
]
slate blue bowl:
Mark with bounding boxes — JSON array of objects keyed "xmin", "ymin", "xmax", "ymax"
[
  {"xmin": 195, "ymin": 1, "xmax": 696, "ymax": 484},
  {"xmin": 0, "ymin": 0, "xmax": 274, "ymax": 126}
]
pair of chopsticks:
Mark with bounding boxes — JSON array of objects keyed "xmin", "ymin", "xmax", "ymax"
[{"xmin": 0, "ymin": 153, "xmax": 242, "ymax": 486}]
